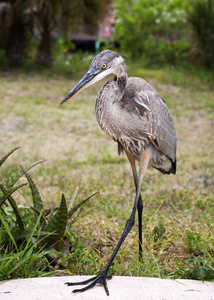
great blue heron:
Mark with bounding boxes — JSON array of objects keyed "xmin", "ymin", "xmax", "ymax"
[{"xmin": 61, "ymin": 50, "xmax": 177, "ymax": 295}]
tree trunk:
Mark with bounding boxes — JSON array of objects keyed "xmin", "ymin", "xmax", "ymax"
[
  {"xmin": 36, "ymin": 28, "xmax": 53, "ymax": 66},
  {"xmin": 0, "ymin": 2, "xmax": 29, "ymax": 66},
  {"xmin": 35, "ymin": 7, "xmax": 53, "ymax": 67},
  {"xmin": 5, "ymin": 19, "xmax": 27, "ymax": 65}
]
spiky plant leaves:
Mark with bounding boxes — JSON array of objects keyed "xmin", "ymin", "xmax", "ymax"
[
  {"xmin": 42, "ymin": 194, "xmax": 68, "ymax": 247},
  {"xmin": 19, "ymin": 164, "xmax": 44, "ymax": 211},
  {"xmin": 0, "ymin": 183, "xmax": 27, "ymax": 207},
  {"xmin": 0, "ymin": 147, "xmax": 19, "ymax": 167},
  {"xmin": 0, "ymin": 159, "xmax": 45, "ymax": 197},
  {"xmin": 19, "ymin": 165, "xmax": 46, "ymax": 228},
  {"xmin": 68, "ymin": 192, "xmax": 97, "ymax": 219},
  {"xmin": 0, "ymin": 184, "xmax": 27, "ymax": 230}
]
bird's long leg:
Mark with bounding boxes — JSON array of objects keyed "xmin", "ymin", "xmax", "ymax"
[
  {"xmin": 137, "ymin": 195, "xmax": 143, "ymax": 259},
  {"xmin": 66, "ymin": 148, "xmax": 151, "ymax": 296},
  {"xmin": 125, "ymin": 150, "xmax": 144, "ymax": 259}
]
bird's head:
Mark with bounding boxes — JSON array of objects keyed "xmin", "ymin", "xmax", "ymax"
[{"xmin": 61, "ymin": 50, "xmax": 127, "ymax": 104}]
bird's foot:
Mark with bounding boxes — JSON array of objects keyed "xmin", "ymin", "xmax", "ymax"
[{"xmin": 65, "ymin": 270, "xmax": 113, "ymax": 296}]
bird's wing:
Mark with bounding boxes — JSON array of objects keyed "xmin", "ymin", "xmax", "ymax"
[{"xmin": 121, "ymin": 77, "xmax": 176, "ymax": 162}]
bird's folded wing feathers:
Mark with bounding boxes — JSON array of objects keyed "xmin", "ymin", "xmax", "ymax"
[{"xmin": 122, "ymin": 78, "xmax": 176, "ymax": 162}]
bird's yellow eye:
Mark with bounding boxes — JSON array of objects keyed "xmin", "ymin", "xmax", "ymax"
[{"xmin": 102, "ymin": 64, "xmax": 107, "ymax": 69}]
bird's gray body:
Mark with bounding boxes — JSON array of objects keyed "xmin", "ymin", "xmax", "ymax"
[{"xmin": 95, "ymin": 70, "xmax": 176, "ymax": 175}]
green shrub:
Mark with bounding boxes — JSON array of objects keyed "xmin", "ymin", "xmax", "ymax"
[
  {"xmin": 176, "ymin": 257, "xmax": 214, "ymax": 280},
  {"xmin": 53, "ymin": 50, "xmax": 92, "ymax": 78},
  {"xmin": 0, "ymin": 147, "xmax": 95, "ymax": 279},
  {"xmin": 141, "ymin": 38, "xmax": 189, "ymax": 66},
  {"xmin": 114, "ymin": 0, "xmax": 190, "ymax": 64}
]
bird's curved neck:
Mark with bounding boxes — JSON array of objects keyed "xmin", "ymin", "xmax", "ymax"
[
  {"xmin": 114, "ymin": 64, "xmax": 128, "ymax": 97},
  {"xmin": 116, "ymin": 74, "xmax": 127, "ymax": 95},
  {"xmin": 95, "ymin": 64, "xmax": 128, "ymax": 137}
]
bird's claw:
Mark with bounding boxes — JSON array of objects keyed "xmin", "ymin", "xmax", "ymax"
[{"xmin": 65, "ymin": 271, "xmax": 113, "ymax": 296}]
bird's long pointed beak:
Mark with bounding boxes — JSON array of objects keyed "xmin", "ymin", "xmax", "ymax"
[{"xmin": 61, "ymin": 70, "xmax": 96, "ymax": 104}]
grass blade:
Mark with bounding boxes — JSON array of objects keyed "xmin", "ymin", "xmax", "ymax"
[
  {"xmin": 11, "ymin": 229, "xmax": 59, "ymax": 240},
  {"xmin": 24, "ymin": 209, "xmax": 44, "ymax": 251},
  {"xmin": 0, "ymin": 213, "xmax": 18, "ymax": 252}
]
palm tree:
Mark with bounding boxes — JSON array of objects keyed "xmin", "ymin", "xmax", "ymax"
[
  {"xmin": 35, "ymin": 0, "xmax": 111, "ymax": 66},
  {"xmin": 0, "ymin": 0, "xmax": 33, "ymax": 65},
  {"xmin": 34, "ymin": 0, "xmax": 60, "ymax": 65}
]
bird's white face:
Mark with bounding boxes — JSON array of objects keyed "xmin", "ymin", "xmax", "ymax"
[
  {"xmin": 85, "ymin": 56, "xmax": 124, "ymax": 87},
  {"xmin": 87, "ymin": 56, "xmax": 125, "ymax": 88},
  {"xmin": 83, "ymin": 66, "xmax": 115, "ymax": 88},
  {"xmin": 61, "ymin": 51, "xmax": 125, "ymax": 104},
  {"xmin": 109, "ymin": 56, "xmax": 125, "ymax": 78}
]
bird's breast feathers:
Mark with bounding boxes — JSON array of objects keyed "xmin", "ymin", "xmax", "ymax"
[{"xmin": 95, "ymin": 76, "xmax": 176, "ymax": 163}]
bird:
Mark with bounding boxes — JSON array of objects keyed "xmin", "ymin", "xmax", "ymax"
[{"xmin": 61, "ymin": 49, "xmax": 177, "ymax": 296}]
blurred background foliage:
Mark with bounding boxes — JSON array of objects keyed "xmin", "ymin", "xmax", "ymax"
[
  {"xmin": 114, "ymin": 0, "xmax": 214, "ymax": 68},
  {"xmin": 0, "ymin": 0, "xmax": 213, "ymax": 69}
]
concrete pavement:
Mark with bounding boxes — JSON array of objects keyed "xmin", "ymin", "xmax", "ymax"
[{"xmin": 1, "ymin": 276, "xmax": 214, "ymax": 300}]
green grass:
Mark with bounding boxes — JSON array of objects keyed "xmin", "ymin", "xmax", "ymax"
[
  {"xmin": 0, "ymin": 61, "xmax": 213, "ymax": 281},
  {"xmin": 0, "ymin": 208, "xmax": 55, "ymax": 280}
]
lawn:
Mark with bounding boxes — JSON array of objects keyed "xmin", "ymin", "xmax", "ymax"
[{"xmin": 0, "ymin": 62, "xmax": 213, "ymax": 280}]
